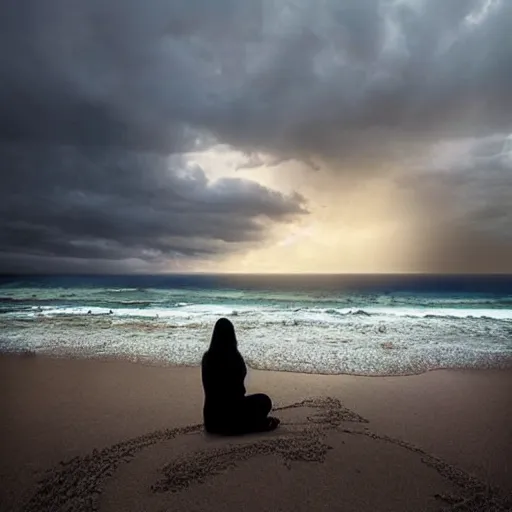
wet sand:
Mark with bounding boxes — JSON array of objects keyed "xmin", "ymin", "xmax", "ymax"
[{"xmin": 1, "ymin": 354, "xmax": 511, "ymax": 511}]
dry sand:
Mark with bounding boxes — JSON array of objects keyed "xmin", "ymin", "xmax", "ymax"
[{"xmin": 1, "ymin": 354, "xmax": 511, "ymax": 511}]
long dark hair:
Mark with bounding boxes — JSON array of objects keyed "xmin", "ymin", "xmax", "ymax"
[{"xmin": 207, "ymin": 317, "xmax": 238, "ymax": 354}]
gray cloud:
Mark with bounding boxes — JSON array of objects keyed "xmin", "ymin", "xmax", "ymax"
[
  {"xmin": 2, "ymin": 0, "xmax": 511, "ymax": 156},
  {"xmin": 0, "ymin": 143, "xmax": 306, "ymax": 272},
  {"xmin": 1, "ymin": 0, "xmax": 511, "ymax": 272}
]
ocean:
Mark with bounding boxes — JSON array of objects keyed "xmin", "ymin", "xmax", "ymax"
[{"xmin": 1, "ymin": 274, "xmax": 511, "ymax": 376}]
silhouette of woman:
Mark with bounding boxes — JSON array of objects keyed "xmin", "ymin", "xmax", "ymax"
[{"xmin": 201, "ymin": 318, "xmax": 280, "ymax": 435}]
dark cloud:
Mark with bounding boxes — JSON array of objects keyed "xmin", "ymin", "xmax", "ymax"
[
  {"xmin": 0, "ymin": 143, "xmax": 306, "ymax": 272},
  {"xmin": 0, "ymin": 0, "xmax": 511, "ymax": 272},
  {"xmin": 0, "ymin": 0, "xmax": 261, "ymax": 151},
  {"xmin": 2, "ymin": 0, "xmax": 511, "ymax": 157}
]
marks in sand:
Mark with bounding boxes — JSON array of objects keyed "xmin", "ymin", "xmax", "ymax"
[{"xmin": 24, "ymin": 397, "xmax": 511, "ymax": 512}]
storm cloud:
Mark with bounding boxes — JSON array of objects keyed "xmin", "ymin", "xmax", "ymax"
[
  {"xmin": 2, "ymin": 0, "xmax": 511, "ymax": 155},
  {"xmin": 0, "ymin": 143, "xmax": 306, "ymax": 272},
  {"xmin": 0, "ymin": 0, "xmax": 511, "ymax": 272}
]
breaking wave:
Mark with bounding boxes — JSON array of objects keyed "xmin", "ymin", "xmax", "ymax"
[{"xmin": 1, "ymin": 277, "xmax": 511, "ymax": 375}]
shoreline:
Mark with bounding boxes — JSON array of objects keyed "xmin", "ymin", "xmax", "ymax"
[{"xmin": 3, "ymin": 348, "xmax": 512, "ymax": 378}]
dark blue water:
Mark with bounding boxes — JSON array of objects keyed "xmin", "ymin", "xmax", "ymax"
[{"xmin": 1, "ymin": 273, "xmax": 512, "ymax": 295}]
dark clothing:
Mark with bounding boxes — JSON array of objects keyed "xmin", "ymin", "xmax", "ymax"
[
  {"xmin": 202, "ymin": 350, "xmax": 247, "ymax": 402},
  {"xmin": 201, "ymin": 350, "xmax": 272, "ymax": 435},
  {"xmin": 203, "ymin": 393, "xmax": 272, "ymax": 435}
]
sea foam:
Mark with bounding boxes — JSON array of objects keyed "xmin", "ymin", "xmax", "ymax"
[{"xmin": 1, "ymin": 276, "xmax": 511, "ymax": 375}]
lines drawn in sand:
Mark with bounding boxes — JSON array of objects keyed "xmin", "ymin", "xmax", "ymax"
[{"xmin": 24, "ymin": 397, "xmax": 511, "ymax": 512}]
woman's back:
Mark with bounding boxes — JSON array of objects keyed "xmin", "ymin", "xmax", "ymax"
[{"xmin": 201, "ymin": 350, "xmax": 246, "ymax": 403}]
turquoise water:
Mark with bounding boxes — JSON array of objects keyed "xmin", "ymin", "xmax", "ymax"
[{"xmin": 1, "ymin": 274, "xmax": 511, "ymax": 375}]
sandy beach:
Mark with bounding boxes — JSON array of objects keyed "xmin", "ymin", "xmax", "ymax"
[{"xmin": 1, "ymin": 354, "xmax": 511, "ymax": 511}]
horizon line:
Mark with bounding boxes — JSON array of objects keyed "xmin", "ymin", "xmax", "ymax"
[{"xmin": 1, "ymin": 271, "xmax": 512, "ymax": 277}]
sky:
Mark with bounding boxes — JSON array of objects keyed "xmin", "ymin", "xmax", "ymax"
[{"xmin": 0, "ymin": 0, "xmax": 511, "ymax": 274}]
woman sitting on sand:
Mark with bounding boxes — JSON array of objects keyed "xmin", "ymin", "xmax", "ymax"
[{"xmin": 201, "ymin": 318, "xmax": 280, "ymax": 435}]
